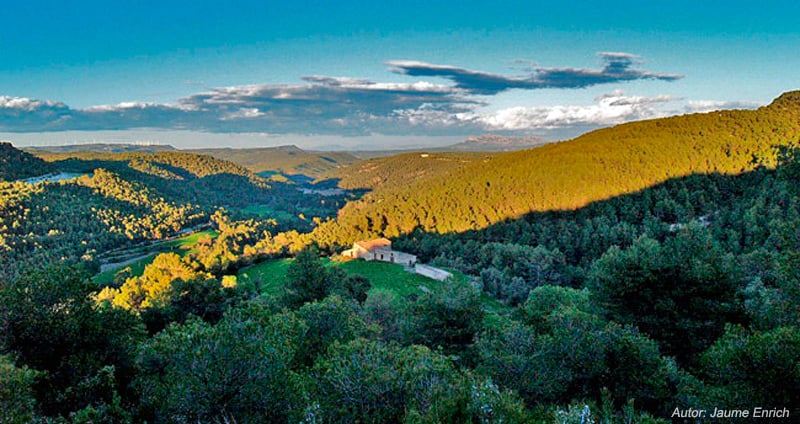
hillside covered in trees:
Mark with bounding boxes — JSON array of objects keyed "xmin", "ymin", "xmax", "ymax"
[
  {"xmin": 325, "ymin": 151, "xmax": 499, "ymax": 191},
  {"xmin": 0, "ymin": 142, "xmax": 55, "ymax": 181},
  {"xmin": 313, "ymin": 91, "xmax": 800, "ymax": 245},
  {"xmin": 188, "ymin": 145, "xmax": 359, "ymax": 178},
  {"xmin": 0, "ymin": 147, "xmax": 349, "ymax": 282}
]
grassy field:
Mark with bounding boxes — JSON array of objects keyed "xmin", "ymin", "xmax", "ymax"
[
  {"xmin": 166, "ymin": 229, "xmax": 218, "ymax": 255},
  {"xmin": 238, "ymin": 258, "xmax": 445, "ymax": 297},
  {"xmin": 238, "ymin": 204, "xmax": 297, "ymax": 222},
  {"xmin": 93, "ymin": 229, "xmax": 218, "ymax": 285},
  {"xmin": 237, "ymin": 257, "xmax": 512, "ymax": 321}
]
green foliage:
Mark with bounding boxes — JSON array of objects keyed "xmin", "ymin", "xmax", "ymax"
[
  {"xmin": 284, "ymin": 248, "xmax": 373, "ymax": 306},
  {"xmin": 478, "ymin": 297, "xmax": 677, "ymax": 414},
  {"xmin": 0, "ymin": 354, "xmax": 39, "ymax": 424},
  {"xmin": 0, "ymin": 266, "xmax": 145, "ymax": 418},
  {"xmin": 0, "ymin": 142, "xmax": 54, "ymax": 181},
  {"xmin": 285, "ymin": 248, "xmax": 331, "ymax": 305},
  {"xmin": 328, "ymin": 151, "xmax": 498, "ymax": 191},
  {"xmin": 477, "ymin": 243, "xmax": 567, "ymax": 305},
  {"xmin": 333, "ymin": 273, "xmax": 371, "ymax": 303},
  {"xmin": 698, "ymin": 325, "xmax": 800, "ymax": 416},
  {"xmin": 135, "ymin": 313, "xmax": 304, "ymax": 423},
  {"xmin": 108, "ymin": 252, "xmax": 211, "ymax": 311},
  {"xmin": 296, "ymin": 295, "xmax": 375, "ymax": 366},
  {"xmin": 312, "ymin": 338, "xmax": 511, "ymax": 423},
  {"xmin": 588, "ymin": 227, "xmax": 742, "ymax": 363},
  {"xmin": 189, "ymin": 145, "xmax": 359, "ymax": 177},
  {"xmin": 519, "ymin": 286, "xmax": 596, "ymax": 333},
  {"xmin": 0, "ymin": 166, "xmax": 203, "ymax": 282},
  {"xmin": 190, "ymin": 210, "xmax": 277, "ymax": 274},
  {"xmin": 405, "ymin": 281, "xmax": 485, "ymax": 356},
  {"xmin": 361, "ymin": 290, "xmax": 405, "ymax": 343}
]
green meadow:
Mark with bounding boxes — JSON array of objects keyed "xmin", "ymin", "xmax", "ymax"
[{"xmin": 237, "ymin": 257, "xmax": 511, "ymax": 322}]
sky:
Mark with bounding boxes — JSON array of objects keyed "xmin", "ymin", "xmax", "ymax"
[{"xmin": 1, "ymin": 0, "xmax": 798, "ymax": 150}]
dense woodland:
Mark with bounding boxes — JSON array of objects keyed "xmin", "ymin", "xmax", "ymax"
[
  {"xmin": 0, "ymin": 148, "xmax": 348, "ymax": 282},
  {"xmin": 1, "ymin": 92, "xmax": 800, "ymax": 422},
  {"xmin": 324, "ymin": 151, "xmax": 499, "ymax": 191}
]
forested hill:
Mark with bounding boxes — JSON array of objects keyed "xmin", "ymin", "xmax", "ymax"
[
  {"xmin": 188, "ymin": 145, "xmax": 359, "ymax": 177},
  {"xmin": 325, "ymin": 151, "xmax": 499, "ymax": 191},
  {"xmin": 0, "ymin": 142, "xmax": 54, "ymax": 181},
  {"xmin": 35, "ymin": 150, "xmax": 260, "ymax": 180},
  {"xmin": 313, "ymin": 91, "xmax": 800, "ymax": 245}
]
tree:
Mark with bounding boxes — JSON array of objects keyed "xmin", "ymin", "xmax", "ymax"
[
  {"xmin": 405, "ymin": 281, "xmax": 485, "ymax": 356},
  {"xmin": 311, "ymin": 339, "xmax": 525, "ymax": 423},
  {"xmin": 296, "ymin": 295, "xmax": 373, "ymax": 366},
  {"xmin": 0, "ymin": 266, "xmax": 145, "ymax": 418},
  {"xmin": 112, "ymin": 252, "xmax": 209, "ymax": 311},
  {"xmin": 478, "ymin": 294, "xmax": 676, "ymax": 413},
  {"xmin": 698, "ymin": 325, "xmax": 800, "ymax": 415},
  {"xmin": 285, "ymin": 247, "xmax": 330, "ymax": 305},
  {"xmin": 135, "ymin": 312, "xmax": 304, "ymax": 423},
  {"xmin": 588, "ymin": 228, "xmax": 741, "ymax": 364},
  {"xmin": 520, "ymin": 285, "xmax": 596, "ymax": 334},
  {"xmin": 0, "ymin": 354, "xmax": 39, "ymax": 424},
  {"xmin": 331, "ymin": 273, "xmax": 371, "ymax": 304},
  {"xmin": 361, "ymin": 291, "xmax": 405, "ymax": 343}
]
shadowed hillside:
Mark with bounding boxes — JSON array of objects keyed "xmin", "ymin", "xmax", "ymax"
[
  {"xmin": 312, "ymin": 91, "xmax": 800, "ymax": 246},
  {"xmin": 0, "ymin": 142, "xmax": 55, "ymax": 181}
]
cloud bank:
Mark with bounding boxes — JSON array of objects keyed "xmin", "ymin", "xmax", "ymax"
[
  {"xmin": 0, "ymin": 52, "xmax": 753, "ymax": 139},
  {"xmin": 471, "ymin": 91, "xmax": 677, "ymax": 131},
  {"xmin": 386, "ymin": 52, "xmax": 682, "ymax": 94}
]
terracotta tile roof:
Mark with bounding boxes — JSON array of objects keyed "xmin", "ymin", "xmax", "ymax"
[{"xmin": 355, "ymin": 238, "xmax": 392, "ymax": 251}]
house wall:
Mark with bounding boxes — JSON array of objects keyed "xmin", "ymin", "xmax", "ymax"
[{"xmin": 341, "ymin": 241, "xmax": 417, "ymax": 266}]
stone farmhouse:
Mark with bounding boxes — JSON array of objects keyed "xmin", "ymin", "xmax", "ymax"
[{"xmin": 341, "ymin": 238, "xmax": 418, "ymax": 267}]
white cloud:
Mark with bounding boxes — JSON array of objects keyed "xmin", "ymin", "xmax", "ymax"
[
  {"xmin": 684, "ymin": 100, "xmax": 760, "ymax": 113},
  {"xmin": 0, "ymin": 96, "xmax": 64, "ymax": 111},
  {"xmin": 221, "ymin": 107, "xmax": 265, "ymax": 120},
  {"xmin": 472, "ymin": 92, "xmax": 676, "ymax": 131}
]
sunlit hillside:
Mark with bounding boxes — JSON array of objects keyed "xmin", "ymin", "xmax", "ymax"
[
  {"xmin": 312, "ymin": 91, "xmax": 800, "ymax": 245},
  {"xmin": 323, "ymin": 151, "xmax": 499, "ymax": 191}
]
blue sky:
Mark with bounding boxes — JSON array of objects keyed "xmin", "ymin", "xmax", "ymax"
[{"xmin": 1, "ymin": 0, "xmax": 798, "ymax": 149}]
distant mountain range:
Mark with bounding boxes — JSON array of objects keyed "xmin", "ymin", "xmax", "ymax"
[
  {"xmin": 187, "ymin": 145, "xmax": 360, "ymax": 178},
  {"xmin": 443, "ymin": 134, "xmax": 549, "ymax": 151},
  {"xmin": 28, "ymin": 143, "xmax": 176, "ymax": 154},
  {"xmin": 20, "ymin": 135, "xmax": 550, "ymax": 178},
  {"xmin": 348, "ymin": 135, "xmax": 551, "ymax": 158}
]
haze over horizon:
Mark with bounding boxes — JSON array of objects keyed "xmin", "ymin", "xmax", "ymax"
[{"xmin": 2, "ymin": 0, "xmax": 798, "ymax": 149}]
